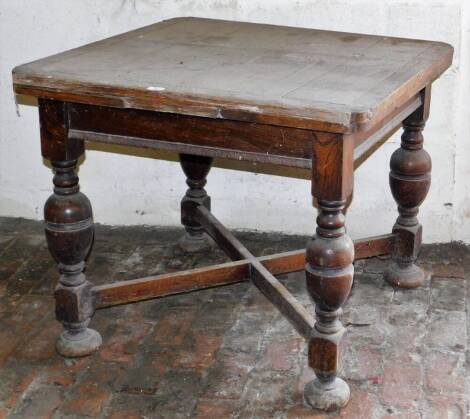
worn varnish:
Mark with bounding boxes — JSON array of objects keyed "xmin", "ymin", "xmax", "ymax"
[
  {"xmin": 12, "ymin": 17, "xmax": 453, "ymax": 413},
  {"xmin": 14, "ymin": 17, "xmax": 452, "ymax": 133}
]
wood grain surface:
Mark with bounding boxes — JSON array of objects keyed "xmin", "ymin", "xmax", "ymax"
[{"xmin": 13, "ymin": 17, "xmax": 453, "ymax": 133}]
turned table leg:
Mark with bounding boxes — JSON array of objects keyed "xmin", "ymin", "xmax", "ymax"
[
  {"xmin": 304, "ymin": 134, "xmax": 354, "ymax": 411},
  {"xmin": 39, "ymin": 99, "xmax": 101, "ymax": 357},
  {"xmin": 304, "ymin": 200, "xmax": 354, "ymax": 411},
  {"xmin": 385, "ymin": 110, "xmax": 431, "ymax": 288},
  {"xmin": 179, "ymin": 153, "xmax": 214, "ymax": 252},
  {"xmin": 45, "ymin": 159, "xmax": 101, "ymax": 357}
]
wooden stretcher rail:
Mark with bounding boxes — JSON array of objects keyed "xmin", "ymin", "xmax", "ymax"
[
  {"xmin": 195, "ymin": 206, "xmax": 315, "ymax": 339},
  {"xmin": 92, "ymin": 250, "xmax": 307, "ymax": 309},
  {"xmin": 354, "ymin": 233, "xmax": 394, "ymax": 259},
  {"xmin": 93, "ymin": 260, "xmax": 249, "ymax": 309},
  {"xmin": 93, "ymin": 231, "xmax": 394, "ymax": 311}
]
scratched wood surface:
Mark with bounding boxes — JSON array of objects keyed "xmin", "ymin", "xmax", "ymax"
[{"xmin": 13, "ymin": 17, "xmax": 452, "ymax": 133}]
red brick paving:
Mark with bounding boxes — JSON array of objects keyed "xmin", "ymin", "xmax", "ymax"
[{"xmin": 0, "ymin": 218, "xmax": 469, "ymax": 418}]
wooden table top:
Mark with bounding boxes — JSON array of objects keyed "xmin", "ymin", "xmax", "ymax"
[{"xmin": 13, "ymin": 17, "xmax": 453, "ymax": 133}]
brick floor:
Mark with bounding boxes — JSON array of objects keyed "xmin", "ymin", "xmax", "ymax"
[{"xmin": 0, "ymin": 217, "xmax": 469, "ymax": 418}]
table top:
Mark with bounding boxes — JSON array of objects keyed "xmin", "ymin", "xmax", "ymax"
[{"xmin": 13, "ymin": 17, "xmax": 453, "ymax": 133}]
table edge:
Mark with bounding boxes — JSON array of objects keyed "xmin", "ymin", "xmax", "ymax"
[{"xmin": 12, "ymin": 34, "xmax": 453, "ymax": 134}]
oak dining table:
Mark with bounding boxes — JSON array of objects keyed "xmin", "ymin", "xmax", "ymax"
[{"xmin": 12, "ymin": 17, "xmax": 453, "ymax": 411}]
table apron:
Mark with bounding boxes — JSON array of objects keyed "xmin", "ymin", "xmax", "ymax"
[
  {"xmin": 69, "ymin": 129, "xmax": 312, "ymax": 169},
  {"xmin": 65, "ymin": 92, "xmax": 421, "ymax": 172}
]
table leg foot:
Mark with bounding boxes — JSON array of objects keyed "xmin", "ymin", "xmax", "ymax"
[
  {"xmin": 304, "ymin": 377, "xmax": 350, "ymax": 412},
  {"xmin": 178, "ymin": 231, "xmax": 214, "ymax": 252},
  {"xmin": 56, "ymin": 324, "xmax": 102, "ymax": 358},
  {"xmin": 384, "ymin": 261, "xmax": 428, "ymax": 289}
]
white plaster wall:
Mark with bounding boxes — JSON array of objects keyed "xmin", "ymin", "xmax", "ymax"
[{"xmin": 0, "ymin": 0, "xmax": 468, "ymax": 242}]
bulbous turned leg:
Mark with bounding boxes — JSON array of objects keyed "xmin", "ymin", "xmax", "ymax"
[
  {"xmin": 45, "ymin": 160, "xmax": 101, "ymax": 357},
  {"xmin": 304, "ymin": 200, "xmax": 354, "ymax": 412},
  {"xmin": 178, "ymin": 154, "xmax": 214, "ymax": 252},
  {"xmin": 385, "ymin": 116, "xmax": 431, "ymax": 289}
]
